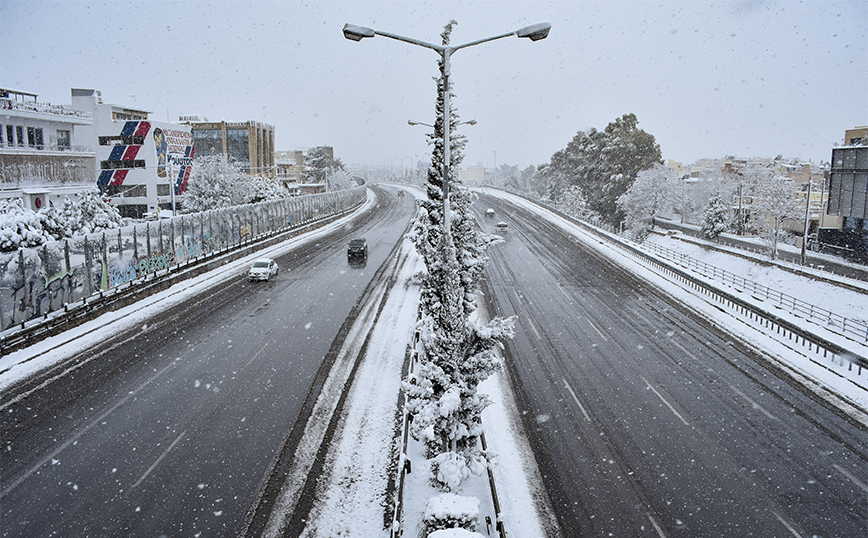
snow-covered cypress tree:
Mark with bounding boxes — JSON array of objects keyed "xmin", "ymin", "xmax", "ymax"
[{"xmin": 404, "ymin": 20, "xmax": 515, "ymax": 491}]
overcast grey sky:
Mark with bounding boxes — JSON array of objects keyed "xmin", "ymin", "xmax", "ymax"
[{"xmin": 2, "ymin": 0, "xmax": 865, "ymax": 171}]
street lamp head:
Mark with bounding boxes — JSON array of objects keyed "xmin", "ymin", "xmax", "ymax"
[
  {"xmin": 343, "ymin": 23, "xmax": 375, "ymax": 41},
  {"xmin": 465, "ymin": 119, "xmax": 477, "ymax": 126},
  {"xmin": 516, "ymin": 22, "xmax": 552, "ymax": 42}
]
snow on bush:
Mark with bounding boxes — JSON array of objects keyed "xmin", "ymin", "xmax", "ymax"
[
  {"xmin": 61, "ymin": 190, "xmax": 124, "ymax": 235},
  {"xmin": 0, "ymin": 198, "xmax": 52, "ymax": 251},
  {"xmin": 427, "ymin": 530, "xmax": 486, "ymax": 538},
  {"xmin": 423, "ymin": 492, "xmax": 480, "ymax": 533}
]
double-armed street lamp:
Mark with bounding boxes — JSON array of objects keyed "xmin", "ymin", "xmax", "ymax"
[
  {"xmin": 343, "ymin": 21, "xmax": 551, "ymax": 246},
  {"xmin": 408, "ymin": 119, "xmax": 476, "ymax": 128}
]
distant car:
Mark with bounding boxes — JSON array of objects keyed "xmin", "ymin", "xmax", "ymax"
[
  {"xmin": 495, "ymin": 221, "xmax": 509, "ymax": 233},
  {"xmin": 485, "ymin": 208, "xmax": 495, "ymax": 218},
  {"xmin": 248, "ymin": 258, "xmax": 279, "ymax": 281},
  {"xmin": 397, "ymin": 190, "xmax": 405, "ymax": 199},
  {"xmin": 348, "ymin": 238, "xmax": 368, "ymax": 261}
]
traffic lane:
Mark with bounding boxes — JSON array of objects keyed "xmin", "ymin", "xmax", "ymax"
[
  {"xmin": 0, "ymin": 187, "xmax": 416, "ymax": 537},
  {"xmin": 475, "ymin": 194, "xmax": 867, "ymax": 537}
]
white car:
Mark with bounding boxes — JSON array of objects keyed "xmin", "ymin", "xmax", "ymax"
[
  {"xmin": 248, "ymin": 258, "xmax": 279, "ymax": 281},
  {"xmin": 495, "ymin": 221, "xmax": 509, "ymax": 232}
]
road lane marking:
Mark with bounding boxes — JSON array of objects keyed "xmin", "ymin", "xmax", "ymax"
[
  {"xmin": 647, "ymin": 513, "xmax": 668, "ymax": 538},
  {"xmin": 586, "ymin": 318, "xmax": 608, "ymax": 341},
  {"xmin": 728, "ymin": 384, "xmax": 777, "ymax": 420},
  {"xmin": 670, "ymin": 339, "xmax": 699, "ymax": 361},
  {"xmin": 244, "ymin": 343, "xmax": 269, "ymax": 367},
  {"xmin": 527, "ymin": 317, "xmax": 542, "ymax": 340},
  {"xmin": 640, "ymin": 376, "xmax": 690, "ymax": 426},
  {"xmin": 562, "ymin": 378, "xmax": 592, "ymax": 422},
  {"xmin": 773, "ymin": 511, "xmax": 805, "ymax": 538},
  {"xmin": 632, "ymin": 308, "xmax": 654, "ymax": 328},
  {"xmin": 131, "ymin": 431, "xmax": 187, "ymax": 489},
  {"xmin": 833, "ymin": 464, "xmax": 868, "ymax": 493}
]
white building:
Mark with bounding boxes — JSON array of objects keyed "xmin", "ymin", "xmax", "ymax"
[
  {"xmin": 70, "ymin": 89, "xmax": 194, "ymax": 219},
  {"xmin": 0, "ymin": 88, "xmax": 96, "ymax": 210}
]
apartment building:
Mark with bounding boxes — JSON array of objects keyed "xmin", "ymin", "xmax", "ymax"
[{"xmin": 0, "ymin": 88, "xmax": 96, "ymax": 209}]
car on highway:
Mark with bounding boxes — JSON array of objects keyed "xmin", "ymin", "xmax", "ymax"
[
  {"xmin": 248, "ymin": 258, "xmax": 279, "ymax": 281},
  {"xmin": 495, "ymin": 221, "xmax": 509, "ymax": 233},
  {"xmin": 485, "ymin": 208, "xmax": 495, "ymax": 218},
  {"xmin": 348, "ymin": 238, "xmax": 368, "ymax": 262}
]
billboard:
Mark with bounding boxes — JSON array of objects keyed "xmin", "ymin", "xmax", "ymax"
[{"xmin": 97, "ymin": 120, "xmax": 194, "ymax": 213}]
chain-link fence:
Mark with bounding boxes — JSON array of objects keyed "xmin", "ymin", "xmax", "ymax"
[{"xmin": 0, "ymin": 187, "xmax": 366, "ymax": 331}]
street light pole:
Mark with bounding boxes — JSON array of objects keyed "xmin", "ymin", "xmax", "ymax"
[{"xmin": 344, "ymin": 22, "xmax": 551, "ymax": 244}]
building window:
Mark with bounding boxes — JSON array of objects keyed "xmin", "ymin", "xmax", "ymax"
[
  {"xmin": 0, "ymin": 124, "xmax": 3, "ymax": 146},
  {"xmin": 156, "ymin": 183, "xmax": 171, "ymax": 196},
  {"xmin": 16, "ymin": 126, "xmax": 23, "ymax": 147},
  {"xmin": 100, "ymin": 159, "xmax": 146, "ymax": 170},
  {"xmin": 112, "ymin": 110, "xmax": 147, "ymax": 121},
  {"xmin": 99, "ymin": 135, "xmax": 145, "ymax": 146},
  {"xmin": 5, "ymin": 125, "xmax": 13, "ymax": 147},
  {"xmin": 57, "ymin": 129, "xmax": 71, "ymax": 150}
]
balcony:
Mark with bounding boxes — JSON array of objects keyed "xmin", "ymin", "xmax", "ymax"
[
  {"xmin": 1, "ymin": 97, "xmax": 92, "ymax": 121},
  {"xmin": 0, "ymin": 141, "xmax": 94, "ymax": 156}
]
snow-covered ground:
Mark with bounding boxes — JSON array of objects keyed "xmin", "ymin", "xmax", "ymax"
[{"xmin": 3, "ymin": 185, "xmax": 867, "ymax": 537}]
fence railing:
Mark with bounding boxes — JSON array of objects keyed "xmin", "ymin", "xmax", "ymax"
[
  {"xmin": 642, "ymin": 241, "xmax": 868, "ymax": 343},
  {"xmin": 0, "ymin": 187, "xmax": 366, "ymax": 332}
]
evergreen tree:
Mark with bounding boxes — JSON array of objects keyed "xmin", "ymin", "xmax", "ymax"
[
  {"xmin": 701, "ymin": 193, "xmax": 732, "ymax": 240},
  {"xmin": 547, "ymin": 114, "xmax": 662, "ymax": 227},
  {"xmin": 404, "ymin": 20, "xmax": 515, "ymax": 491}
]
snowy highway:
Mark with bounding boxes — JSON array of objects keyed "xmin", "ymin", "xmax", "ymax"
[
  {"xmin": 476, "ymin": 192, "xmax": 867, "ymax": 537},
  {"xmin": 0, "ymin": 186, "xmax": 416, "ymax": 537}
]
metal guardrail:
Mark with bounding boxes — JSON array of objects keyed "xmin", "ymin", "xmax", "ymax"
[{"xmin": 642, "ymin": 241, "xmax": 868, "ymax": 344}]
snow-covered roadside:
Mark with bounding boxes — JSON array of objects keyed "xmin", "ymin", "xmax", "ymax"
[
  {"xmin": 479, "ymin": 188, "xmax": 868, "ymax": 425},
  {"xmin": 644, "ymin": 232, "xmax": 868, "ymax": 322},
  {"xmin": 0, "ymin": 190, "xmax": 377, "ymax": 395}
]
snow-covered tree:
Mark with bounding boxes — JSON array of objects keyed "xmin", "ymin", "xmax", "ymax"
[
  {"xmin": 404, "ymin": 20, "xmax": 515, "ymax": 492},
  {"xmin": 182, "ymin": 155, "xmax": 244, "ymax": 212},
  {"xmin": 61, "ymin": 190, "xmax": 124, "ymax": 236},
  {"xmin": 0, "ymin": 198, "xmax": 52, "ymax": 252},
  {"xmin": 752, "ymin": 173, "xmax": 800, "ymax": 260},
  {"xmin": 303, "ymin": 146, "xmax": 344, "ymax": 184},
  {"xmin": 700, "ymin": 193, "xmax": 731, "ymax": 240},
  {"xmin": 617, "ymin": 163, "xmax": 678, "ymax": 240},
  {"xmin": 246, "ymin": 175, "xmax": 288, "ymax": 203},
  {"xmin": 554, "ymin": 185, "xmax": 592, "ymax": 221},
  {"xmin": 545, "ymin": 114, "xmax": 662, "ymax": 226}
]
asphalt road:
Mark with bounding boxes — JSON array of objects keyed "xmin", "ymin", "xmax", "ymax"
[
  {"xmin": 0, "ymin": 186, "xmax": 415, "ymax": 537},
  {"xmin": 477, "ymin": 194, "xmax": 867, "ymax": 538}
]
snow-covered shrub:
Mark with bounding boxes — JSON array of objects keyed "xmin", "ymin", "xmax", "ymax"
[
  {"xmin": 61, "ymin": 190, "xmax": 124, "ymax": 235},
  {"xmin": 0, "ymin": 198, "xmax": 51, "ymax": 251},
  {"xmin": 701, "ymin": 193, "xmax": 731, "ymax": 240},
  {"xmin": 423, "ymin": 493, "xmax": 480, "ymax": 534}
]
